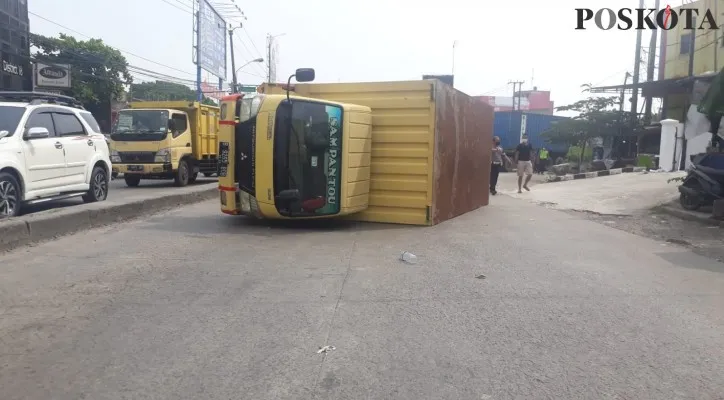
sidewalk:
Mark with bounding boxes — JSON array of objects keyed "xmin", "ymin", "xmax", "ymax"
[{"xmin": 497, "ymin": 171, "xmax": 686, "ymax": 215}]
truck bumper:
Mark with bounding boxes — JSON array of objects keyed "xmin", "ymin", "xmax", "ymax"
[{"xmin": 113, "ymin": 163, "xmax": 173, "ymax": 176}]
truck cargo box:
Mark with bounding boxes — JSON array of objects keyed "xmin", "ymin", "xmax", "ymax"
[
  {"xmin": 493, "ymin": 111, "xmax": 569, "ymax": 154},
  {"xmin": 293, "ymin": 80, "xmax": 493, "ymax": 226}
]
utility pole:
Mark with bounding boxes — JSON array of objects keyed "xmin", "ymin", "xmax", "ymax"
[
  {"xmin": 452, "ymin": 40, "xmax": 458, "ymax": 76},
  {"xmin": 630, "ymin": 0, "xmax": 644, "ymax": 127},
  {"xmin": 716, "ymin": 0, "xmax": 719, "ymax": 71},
  {"xmin": 228, "ymin": 25, "xmax": 238, "ymax": 93},
  {"xmin": 688, "ymin": 16, "xmax": 697, "ymax": 77},
  {"xmin": 508, "ymin": 80, "xmax": 524, "ymax": 111},
  {"xmin": 644, "ymin": 0, "xmax": 660, "ymax": 125},
  {"xmin": 195, "ymin": 4, "xmax": 202, "ymax": 101},
  {"xmin": 516, "ymin": 81, "xmax": 525, "ymax": 110},
  {"xmin": 266, "ymin": 34, "xmax": 272, "ymax": 83}
]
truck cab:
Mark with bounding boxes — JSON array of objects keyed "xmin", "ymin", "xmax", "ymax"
[
  {"xmin": 110, "ymin": 101, "xmax": 219, "ymax": 187},
  {"xmin": 218, "ymin": 70, "xmax": 373, "ymax": 219}
]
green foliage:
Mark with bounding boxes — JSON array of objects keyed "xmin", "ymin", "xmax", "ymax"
[
  {"xmin": 30, "ymin": 33, "xmax": 132, "ymax": 108},
  {"xmin": 566, "ymin": 146, "xmax": 592, "ymax": 163},
  {"xmin": 637, "ymin": 154, "xmax": 654, "ymax": 169},
  {"xmin": 130, "ymin": 80, "xmax": 218, "ymax": 106},
  {"xmin": 541, "ymin": 92, "xmax": 641, "ymax": 165}
]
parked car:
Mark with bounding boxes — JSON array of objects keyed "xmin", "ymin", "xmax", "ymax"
[{"xmin": 0, "ymin": 91, "xmax": 112, "ymax": 217}]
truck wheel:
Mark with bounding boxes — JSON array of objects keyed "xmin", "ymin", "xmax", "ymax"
[
  {"xmin": 124, "ymin": 175, "xmax": 141, "ymax": 187},
  {"xmin": 189, "ymin": 172, "xmax": 198, "ymax": 184},
  {"xmin": 174, "ymin": 159, "xmax": 190, "ymax": 187},
  {"xmin": 83, "ymin": 166, "xmax": 109, "ymax": 203},
  {"xmin": 0, "ymin": 172, "xmax": 21, "ymax": 218}
]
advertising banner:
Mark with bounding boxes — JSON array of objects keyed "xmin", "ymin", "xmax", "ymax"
[
  {"xmin": 198, "ymin": 0, "xmax": 227, "ymax": 79},
  {"xmin": 35, "ymin": 62, "xmax": 71, "ymax": 88}
]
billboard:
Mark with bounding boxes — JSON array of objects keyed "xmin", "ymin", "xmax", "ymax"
[
  {"xmin": 197, "ymin": 0, "xmax": 227, "ymax": 79},
  {"xmin": 34, "ymin": 62, "xmax": 71, "ymax": 88}
]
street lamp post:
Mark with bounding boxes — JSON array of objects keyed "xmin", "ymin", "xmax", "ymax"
[{"xmin": 235, "ymin": 58, "xmax": 264, "ymax": 91}]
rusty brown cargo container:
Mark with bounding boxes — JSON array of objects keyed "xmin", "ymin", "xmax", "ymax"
[{"xmin": 288, "ymin": 80, "xmax": 493, "ymax": 225}]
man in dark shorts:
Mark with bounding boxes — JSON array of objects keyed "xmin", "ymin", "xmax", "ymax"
[{"xmin": 514, "ymin": 134, "xmax": 534, "ymax": 193}]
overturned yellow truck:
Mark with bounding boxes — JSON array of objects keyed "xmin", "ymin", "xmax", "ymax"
[
  {"xmin": 219, "ymin": 68, "xmax": 494, "ymax": 225},
  {"xmin": 218, "ymin": 69, "xmax": 373, "ymax": 219}
]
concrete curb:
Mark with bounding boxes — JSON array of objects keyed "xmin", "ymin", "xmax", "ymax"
[
  {"xmin": 654, "ymin": 205, "xmax": 724, "ymax": 227},
  {"xmin": 0, "ymin": 186, "xmax": 218, "ymax": 253},
  {"xmin": 546, "ymin": 167, "xmax": 646, "ymax": 183}
]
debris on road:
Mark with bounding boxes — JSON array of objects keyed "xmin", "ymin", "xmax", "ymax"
[
  {"xmin": 317, "ymin": 345, "xmax": 336, "ymax": 354},
  {"xmin": 475, "ymin": 274, "xmax": 487, "ymax": 280},
  {"xmin": 400, "ymin": 251, "xmax": 418, "ymax": 264}
]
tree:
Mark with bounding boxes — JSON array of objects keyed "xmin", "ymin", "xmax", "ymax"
[
  {"xmin": 30, "ymin": 33, "xmax": 132, "ymax": 108},
  {"xmin": 129, "ymin": 80, "xmax": 217, "ymax": 105},
  {"xmin": 541, "ymin": 88, "xmax": 640, "ymax": 165}
]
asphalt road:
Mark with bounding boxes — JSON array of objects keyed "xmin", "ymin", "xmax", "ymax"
[
  {"xmin": 20, "ymin": 175, "xmax": 218, "ymax": 215},
  {"xmin": 2, "ymin": 195, "xmax": 724, "ymax": 399}
]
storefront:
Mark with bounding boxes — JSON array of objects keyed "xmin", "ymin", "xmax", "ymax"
[{"xmin": 0, "ymin": 0, "xmax": 32, "ymax": 91}]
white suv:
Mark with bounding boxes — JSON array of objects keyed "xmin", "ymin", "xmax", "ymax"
[{"xmin": 0, "ymin": 92, "xmax": 112, "ymax": 217}]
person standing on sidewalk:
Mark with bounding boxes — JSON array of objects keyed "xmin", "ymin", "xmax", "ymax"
[
  {"xmin": 514, "ymin": 134, "xmax": 534, "ymax": 193},
  {"xmin": 490, "ymin": 136, "xmax": 510, "ymax": 195},
  {"xmin": 537, "ymin": 147, "xmax": 549, "ymax": 174}
]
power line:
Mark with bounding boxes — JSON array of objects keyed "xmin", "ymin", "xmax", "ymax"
[
  {"xmin": 152, "ymin": 0, "xmax": 265, "ymax": 79},
  {"xmin": 158, "ymin": 0, "xmax": 193, "ymax": 13},
  {"xmin": 29, "ymin": 11, "xmax": 197, "ymax": 78},
  {"xmin": 233, "ymin": 31, "xmax": 267, "ymax": 76},
  {"xmin": 242, "ymin": 27, "xmax": 265, "ymax": 60}
]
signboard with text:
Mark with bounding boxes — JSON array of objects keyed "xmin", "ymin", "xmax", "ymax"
[
  {"xmin": 197, "ymin": 0, "xmax": 227, "ymax": 79},
  {"xmin": 35, "ymin": 62, "xmax": 71, "ymax": 88}
]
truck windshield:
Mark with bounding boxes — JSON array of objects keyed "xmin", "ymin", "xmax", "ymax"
[
  {"xmin": 274, "ymin": 100, "xmax": 343, "ymax": 216},
  {"xmin": 0, "ymin": 106, "xmax": 26, "ymax": 137},
  {"xmin": 111, "ymin": 110, "xmax": 169, "ymax": 140},
  {"xmin": 237, "ymin": 95, "xmax": 263, "ymax": 123}
]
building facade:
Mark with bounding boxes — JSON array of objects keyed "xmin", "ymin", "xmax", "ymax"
[
  {"xmin": 474, "ymin": 88, "xmax": 554, "ymax": 115},
  {"xmin": 659, "ymin": 0, "xmax": 722, "ymax": 81},
  {"xmin": 658, "ymin": 0, "xmax": 723, "ymax": 120},
  {"xmin": 0, "ymin": 0, "xmax": 31, "ymax": 91}
]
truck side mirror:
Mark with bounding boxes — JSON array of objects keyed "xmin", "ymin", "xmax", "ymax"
[
  {"xmin": 168, "ymin": 119, "xmax": 176, "ymax": 132},
  {"xmin": 295, "ymin": 68, "xmax": 315, "ymax": 82}
]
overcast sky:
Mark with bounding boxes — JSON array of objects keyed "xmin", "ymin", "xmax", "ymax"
[{"xmin": 28, "ymin": 0, "xmax": 653, "ymax": 113}]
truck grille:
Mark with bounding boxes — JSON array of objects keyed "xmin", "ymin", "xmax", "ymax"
[{"xmin": 118, "ymin": 151, "xmax": 156, "ymax": 163}]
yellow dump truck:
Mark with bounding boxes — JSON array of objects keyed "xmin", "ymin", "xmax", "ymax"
[{"xmin": 110, "ymin": 101, "xmax": 219, "ymax": 187}]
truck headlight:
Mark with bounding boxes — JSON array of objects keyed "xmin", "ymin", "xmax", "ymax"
[
  {"xmin": 155, "ymin": 148, "xmax": 171, "ymax": 163},
  {"xmin": 239, "ymin": 190, "xmax": 251, "ymax": 213},
  {"xmin": 110, "ymin": 150, "xmax": 121, "ymax": 163}
]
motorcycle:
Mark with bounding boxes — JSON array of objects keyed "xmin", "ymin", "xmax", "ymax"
[{"xmin": 678, "ymin": 153, "xmax": 724, "ymax": 210}]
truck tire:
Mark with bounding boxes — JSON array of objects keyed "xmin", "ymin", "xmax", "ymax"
[
  {"xmin": 83, "ymin": 166, "xmax": 109, "ymax": 203},
  {"xmin": 189, "ymin": 172, "xmax": 198, "ymax": 184},
  {"xmin": 124, "ymin": 175, "xmax": 141, "ymax": 187},
  {"xmin": 174, "ymin": 159, "xmax": 190, "ymax": 187},
  {"xmin": 0, "ymin": 172, "xmax": 21, "ymax": 218}
]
